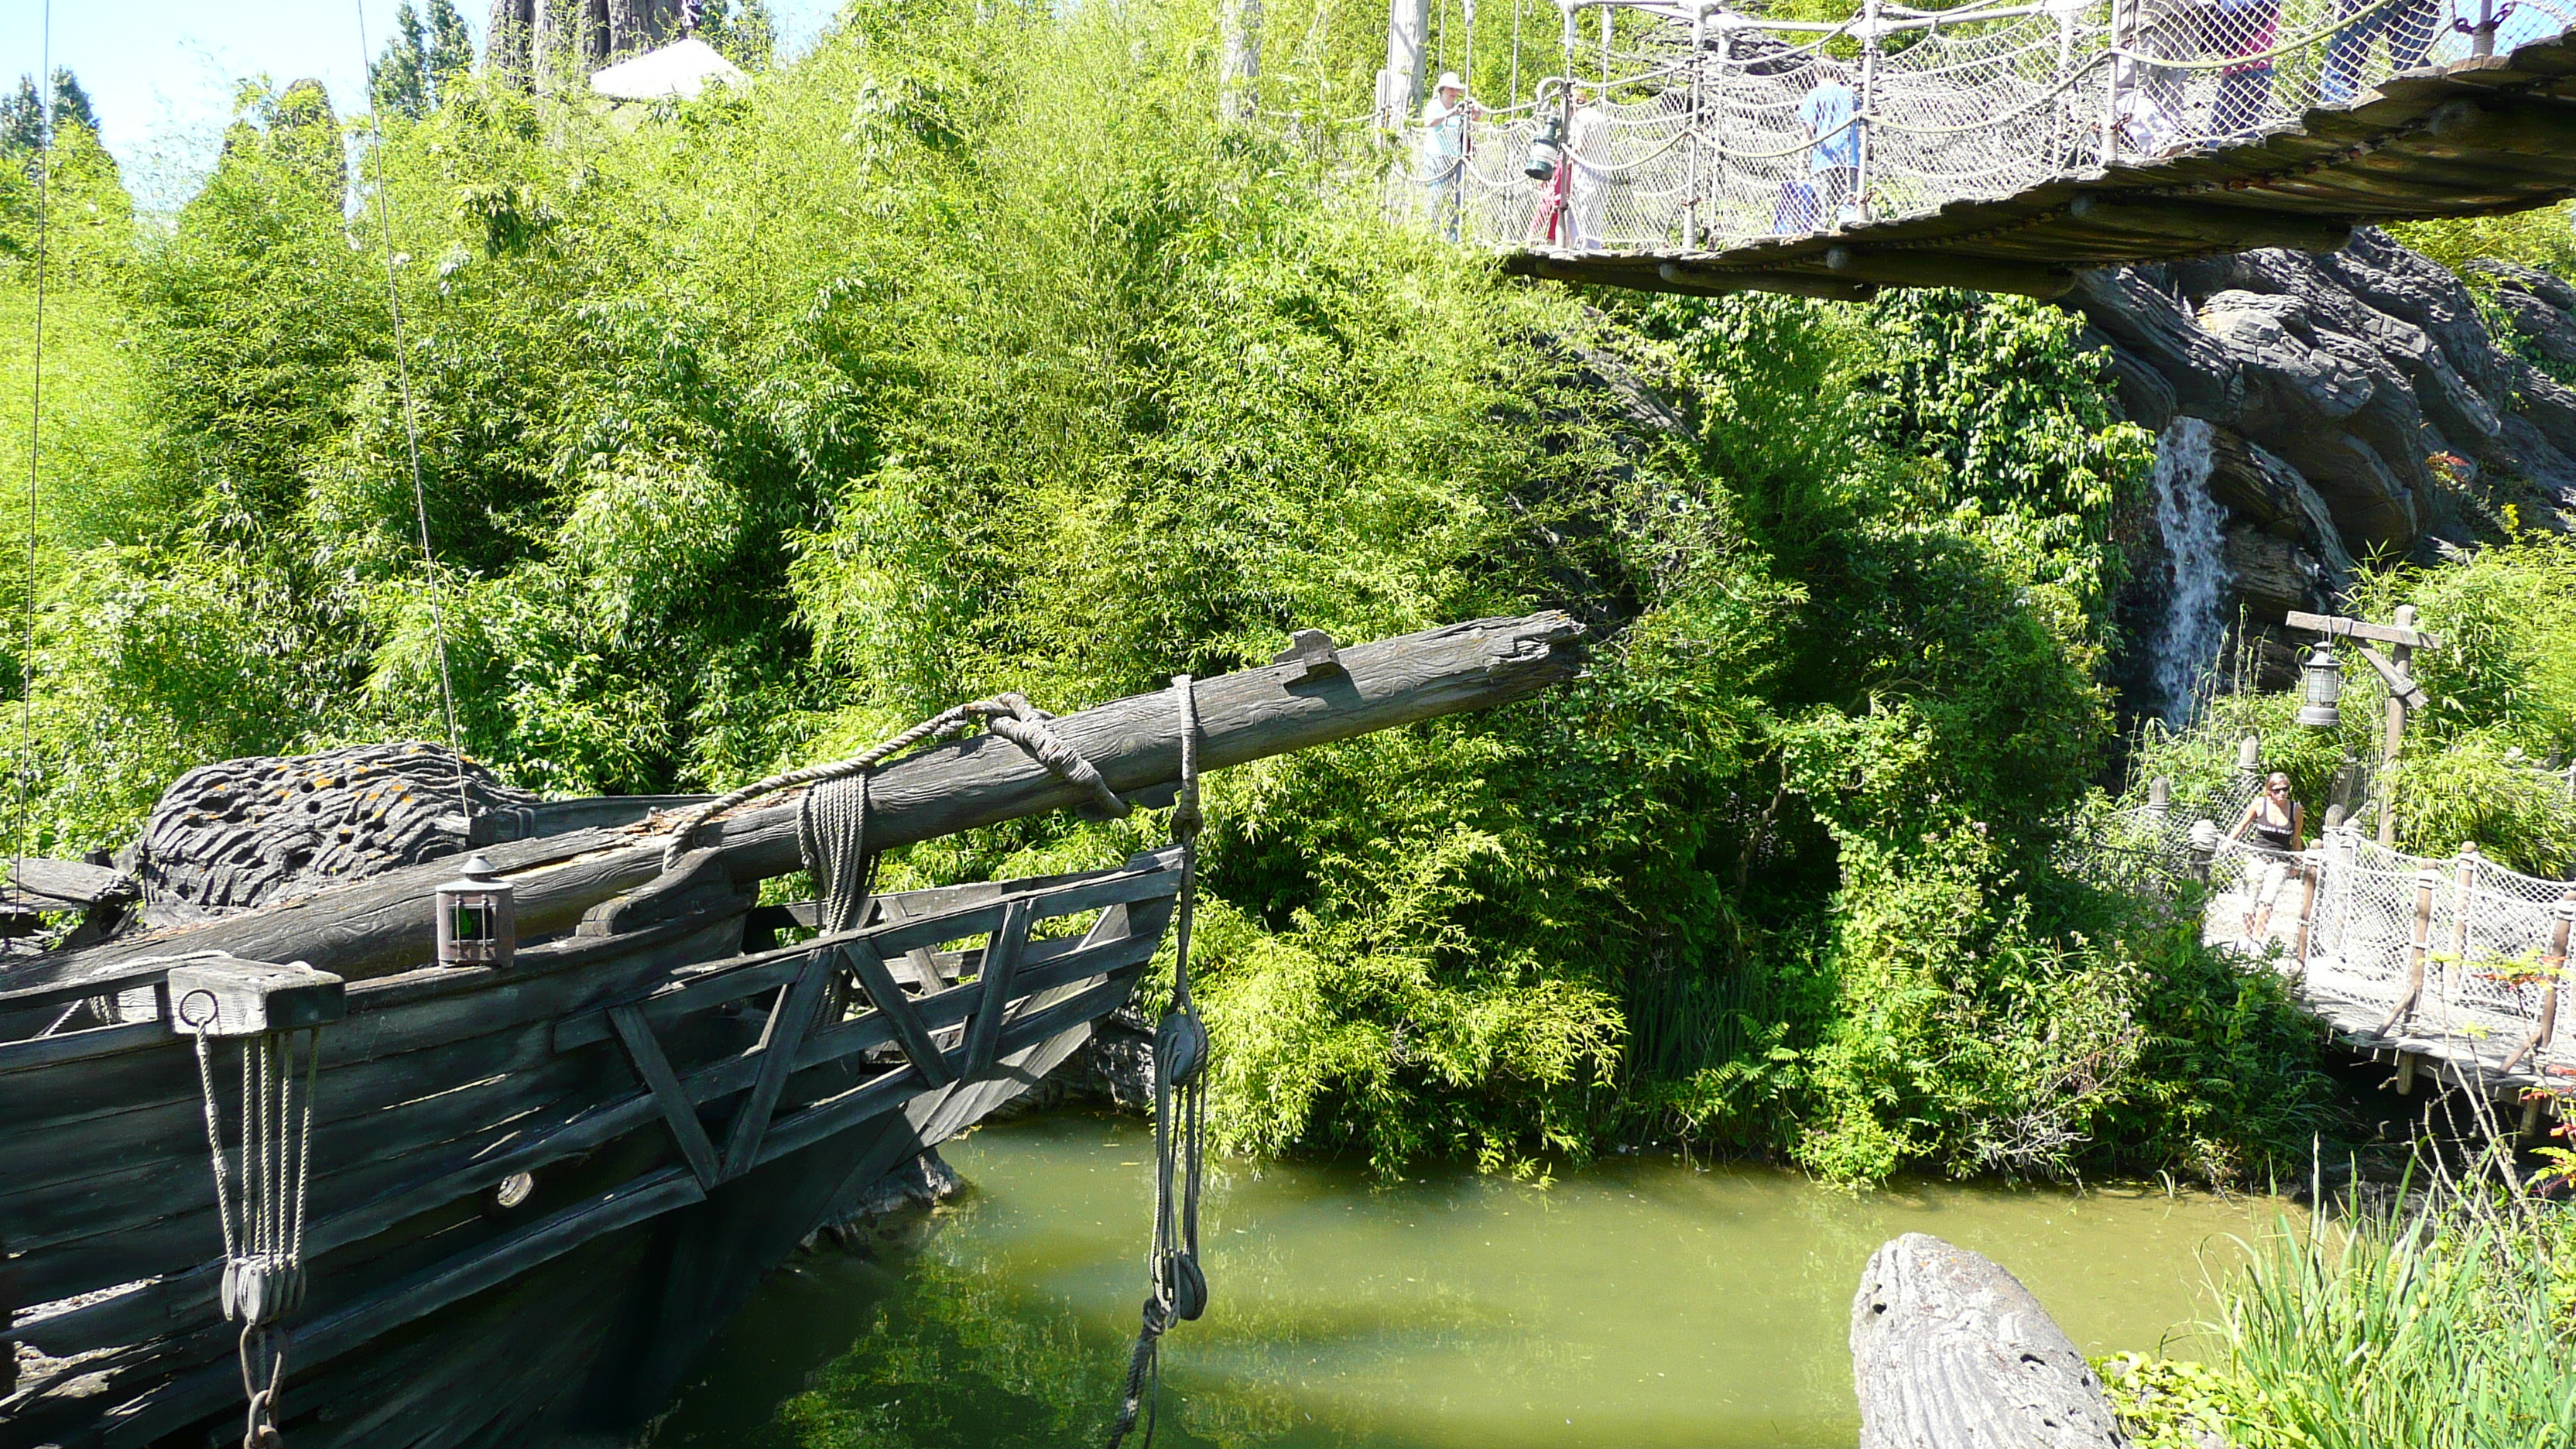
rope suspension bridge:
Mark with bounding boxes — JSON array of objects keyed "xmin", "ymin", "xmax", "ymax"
[
  {"xmin": 2084, "ymin": 778, "xmax": 2576, "ymax": 1131},
  {"xmin": 1375, "ymin": 0, "xmax": 2576, "ymax": 298}
]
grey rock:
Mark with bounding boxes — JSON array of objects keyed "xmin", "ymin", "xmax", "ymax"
[{"xmin": 2067, "ymin": 232, "xmax": 2576, "ymax": 697}]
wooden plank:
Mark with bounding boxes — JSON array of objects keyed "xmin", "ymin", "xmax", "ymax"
[
  {"xmin": 718, "ymin": 952, "xmax": 834, "ymax": 1180},
  {"xmin": 611, "ymin": 1004, "xmax": 723, "ymax": 1190},
  {"xmin": 2283, "ymin": 610, "xmax": 2441, "ymax": 650},
  {"xmin": 4, "ymin": 857, "xmax": 135, "ymax": 909},
  {"xmin": 4, "ymin": 614, "xmax": 1581, "ymax": 995},
  {"xmin": 841, "ymin": 940, "xmax": 955, "ymax": 1089},
  {"xmin": 959, "ymin": 899, "xmax": 1033, "ymax": 1081},
  {"xmin": 2063, "ymin": 195, "xmax": 2352, "ymax": 254}
]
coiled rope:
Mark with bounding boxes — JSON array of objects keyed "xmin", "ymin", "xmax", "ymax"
[{"xmin": 1108, "ymin": 674, "xmax": 1211, "ymax": 1449}]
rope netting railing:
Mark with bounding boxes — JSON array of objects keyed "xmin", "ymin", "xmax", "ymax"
[
  {"xmin": 2202, "ymin": 827, "xmax": 2576, "ymax": 1077},
  {"xmin": 1386, "ymin": 0, "xmax": 2576, "ymax": 251}
]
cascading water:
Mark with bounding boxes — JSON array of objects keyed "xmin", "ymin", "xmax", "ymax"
[{"xmin": 2146, "ymin": 417, "xmax": 2228, "ymax": 725}]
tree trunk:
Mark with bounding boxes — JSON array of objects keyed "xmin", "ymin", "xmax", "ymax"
[
  {"xmin": 1852, "ymin": 1234, "xmax": 2130, "ymax": 1448},
  {"xmin": 0, "ymin": 613, "xmax": 1582, "ymax": 995},
  {"xmin": 487, "ymin": 0, "xmax": 536, "ymax": 86}
]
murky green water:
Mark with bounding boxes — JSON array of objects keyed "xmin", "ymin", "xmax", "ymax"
[{"xmin": 647, "ymin": 1112, "xmax": 2279, "ymax": 1449}]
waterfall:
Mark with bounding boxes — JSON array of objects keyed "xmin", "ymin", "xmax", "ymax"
[{"xmin": 2146, "ymin": 417, "xmax": 2228, "ymax": 726}]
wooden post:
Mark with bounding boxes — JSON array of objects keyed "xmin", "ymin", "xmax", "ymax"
[
  {"xmin": 2290, "ymin": 845, "xmax": 2325, "ymax": 987},
  {"xmin": 2236, "ymin": 733, "xmax": 2263, "ymax": 797},
  {"xmin": 2396, "ymin": 1050, "xmax": 2419, "ymax": 1095},
  {"xmin": 1687, "ymin": 2, "xmax": 1705, "ymax": 249},
  {"xmin": 2378, "ymin": 867, "xmax": 2444, "ymax": 1038},
  {"xmin": 2145, "ymin": 775, "xmax": 2171, "ymax": 822},
  {"xmin": 2520, "ymin": 1091, "xmax": 2547, "ymax": 1146},
  {"xmin": 2100, "ymin": 0, "xmax": 2125, "ymax": 163},
  {"xmin": 1855, "ymin": 0, "xmax": 1879, "ymax": 224},
  {"xmin": 2381, "ymin": 605, "xmax": 2418, "ymax": 848},
  {"xmin": 2447, "ymin": 843, "xmax": 2480, "ymax": 1023},
  {"xmin": 2500, "ymin": 887, "xmax": 2574, "ymax": 1075}
]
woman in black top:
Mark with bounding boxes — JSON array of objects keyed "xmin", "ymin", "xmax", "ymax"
[{"xmin": 2226, "ymin": 771, "xmax": 2305, "ymax": 945}]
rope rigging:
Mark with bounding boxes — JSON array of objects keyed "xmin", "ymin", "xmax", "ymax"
[
  {"xmin": 15, "ymin": 0, "xmax": 50, "ymax": 939},
  {"xmin": 180, "ymin": 994, "xmax": 324, "ymax": 1449},
  {"xmin": 355, "ymin": 0, "xmax": 474, "ymax": 841},
  {"xmin": 1108, "ymin": 673, "xmax": 1212, "ymax": 1449}
]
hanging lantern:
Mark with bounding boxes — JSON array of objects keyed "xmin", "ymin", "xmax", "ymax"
[
  {"xmin": 1525, "ymin": 111, "xmax": 1565, "ymax": 182},
  {"xmin": 2295, "ymin": 641, "xmax": 2344, "ymax": 729},
  {"xmin": 436, "ymin": 853, "xmax": 516, "ymax": 968}
]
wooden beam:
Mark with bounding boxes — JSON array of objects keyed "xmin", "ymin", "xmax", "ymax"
[
  {"xmin": 957, "ymin": 900, "xmax": 1032, "ymax": 1081},
  {"xmin": 610, "ymin": 1005, "xmax": 723, "ymax": 1190},
  {"xmin": 1822, "ymin": 246, "xmax": 2074, "ymax": 299},
  {"xmin": 8, "ymin": 615, "xmax": 1581, "ymax": 994},
  {"xmin": 1655, "ymin": 261, "xmax": 1878, "ymax": 301},
  {"xmin": 4, "ymin": 858, "xmax": 136, "ymax": 909},
  {"xmin": 841, "ymin": 940, "xmax": 956, "ymax": 1088},
  {"xmin": 2283, "ymin": 609, "xmax": 2441, "ymax": 651},
  {"xmin": 2064, "ymin": 194, "xmax": 2353, "ymax": 255},
  {"xmin": 718, "ymin": 951, "xmax": 834, "ymax": 1180}
]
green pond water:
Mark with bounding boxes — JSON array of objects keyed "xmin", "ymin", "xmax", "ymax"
[{"xmin": 645, "ymin": 1112, "xmax": 2280, "ymax": 1449}]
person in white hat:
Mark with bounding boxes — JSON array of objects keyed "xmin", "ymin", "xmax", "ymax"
[{"xmin": 1420, "ymin": 71, "xmax": 1479, "ymax": 240}]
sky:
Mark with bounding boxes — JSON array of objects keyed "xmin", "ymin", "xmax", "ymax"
[{"xmin": 0, "ymin": 0, "xmax": 841, "ymax": 210}]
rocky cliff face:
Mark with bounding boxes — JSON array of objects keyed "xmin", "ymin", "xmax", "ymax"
[{"xmin": 2067, "ymin": 230, "xmax": 2576, "ymax": 702}]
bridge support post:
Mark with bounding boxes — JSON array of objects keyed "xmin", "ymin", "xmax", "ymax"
[
  {"xmin": 2291, "ymin": 845, "xmax": 2325, "ymax": 988},
  {"xmin": 1687, "ymin": 2, "xmax": 1706, "ymax": 249},
  {"xmin": 2446, "ymin": 844, "xmax": 2479, "ymax": 1026},
  {"xmin": 2501, "ymin": 888, "xmax": 2575, "ymax": 1077},
  {"xmin": 2377, "ymin": 867, "xmax": 2444, "ymax": 1039}
]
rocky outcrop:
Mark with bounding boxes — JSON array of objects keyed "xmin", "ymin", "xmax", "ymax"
[{"xmin": 2069, "ymin": 232, "xmax": 2576, "ymax": 690}]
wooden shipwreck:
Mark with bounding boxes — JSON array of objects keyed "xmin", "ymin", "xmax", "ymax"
[{"xmin": 0, "ymin": 612, "xmax": 1583, "ymax": 1449}]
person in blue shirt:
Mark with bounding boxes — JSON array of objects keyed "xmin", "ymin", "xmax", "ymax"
[{"xmin": 1797, "ymin": 71, "xmax": 1863, "ymax": 228}]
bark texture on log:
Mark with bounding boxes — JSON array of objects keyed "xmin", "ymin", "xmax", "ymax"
[
  {"xmin": 1853, "ymin": 1233, "xmax": 2129, "ymax": 1449},
  {"xmin": 0, "ymin": 613, "xmax": 1583, "ymax": 996}
]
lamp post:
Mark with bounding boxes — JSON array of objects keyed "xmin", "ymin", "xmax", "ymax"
[{"xmin": 2286, "ymin": 605, "xmax": 2439, "ymax": 849}]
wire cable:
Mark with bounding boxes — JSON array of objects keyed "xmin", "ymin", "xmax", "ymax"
[{"xmin": 15, "ymin": 0, "xmax": 52, "ymax": 913}]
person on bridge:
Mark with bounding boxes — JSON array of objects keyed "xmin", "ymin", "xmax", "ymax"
[
  {"xmin": 1565, "ymin": 85, "xmax": 1611, "ymax": 249},
  {"xmin": 1797, "ymin": 70, "xmax": 1863, "ymax": 228},
  {"xmin": 2226, "ymin": 771, "xmax": 2307, "ymax": 945},
  {"xmin": 2321, "ymin": 0, "xmax": 2440, "ymax": 104},
  {"xmin": 1422, "ymin": 71, "xmax": 1480, "ymax": 242},
  {"xmin": 2210, "ymin": 0, "xmax": 2282, "ymax": 137}
]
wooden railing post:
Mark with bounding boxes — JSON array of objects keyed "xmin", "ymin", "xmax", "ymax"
[
  {"xmin": 2378, "ymin": 867, "xmax": 2445, "ymax": 1039},
  {"xmin": 2501, "ymin": 886, "xmax": 2576, "ymax": 1076},
  {"xmin": 2290, "ymin": 844, "xmax": 2326, "ymax": 988},
  {"xmin": 2446, "ymin": 842, "xmax": 2480, "ymax": 1023}
]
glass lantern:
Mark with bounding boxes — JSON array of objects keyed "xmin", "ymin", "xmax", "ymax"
[
  {"xmin": 1525, "ymin": 113, "xmax": 1565, "ymax": 182},
  {"xmin": 2295, "ymin": 641, "xmax": 2344, "ymax": 729},
  {"xmin": 436, "ymin": 853, "xmax": 516, "ymax": 968}
]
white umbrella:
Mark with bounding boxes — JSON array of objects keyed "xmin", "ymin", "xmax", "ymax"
[{"xmin": 589, "ymin": 36, "xmax": 749, "ymax": 102}]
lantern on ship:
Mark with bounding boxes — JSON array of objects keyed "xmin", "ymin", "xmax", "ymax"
[
  {"xmin": 2295, "ymin": 641, "xmax": 2345, "ymax": 730},
  {"xmin": 1526, "ymin": 111, "xmax": 1566, "ymax": 182},
  {"xmin": 436, "ymin": 853, "xmax": 516, "ymax": 968}
]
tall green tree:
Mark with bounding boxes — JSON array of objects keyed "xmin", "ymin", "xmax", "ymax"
[{"xmin": 370, "ymin": 0, "xmax": 477, "ymax": 118}]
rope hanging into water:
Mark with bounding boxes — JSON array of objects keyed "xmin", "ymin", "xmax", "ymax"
[
  {"xmin": 181, "ymin": 996, "xmax": 323, "ymax": 1449},
  {"xmin": 355, "ymin": 0, "xmax": 473, "ymax": 839},
  {"xmin": 1108, "ymin": 674, "xmax": 1211, "ymax": 1449},
  {"xmin": 659, "ymin": 692, "xmax": 1128, "ymax": 874}
]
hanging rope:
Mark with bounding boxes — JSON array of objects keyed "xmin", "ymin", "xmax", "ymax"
[
  {"xmin": 355, "ymin": 0, "xmax": 472, "ymax": 840},
  {"xmin": 1108, "ymin": 674, "xmax": 1211, "ymax": 1449},
  {"xmin": 661, "ymin": 692, "xmax": 1127, "ymax": 874},
  {"xmin": 797, "ymin": 771, "xmax": 875, "ymax": 934},
  {"xmin": 182, "ymin": 995, "xmax": 323, "ymax": 1449}
]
